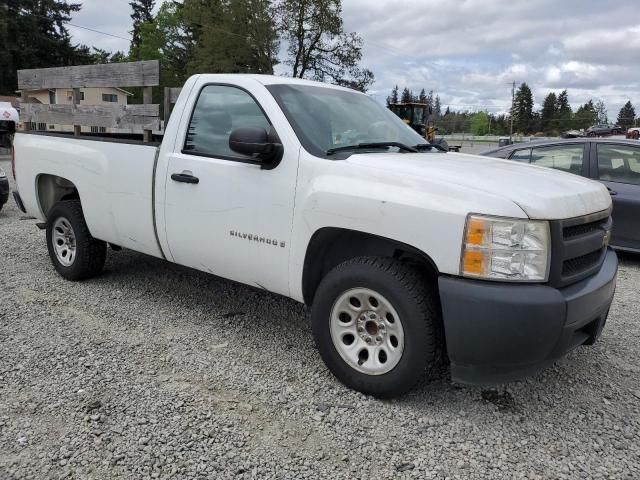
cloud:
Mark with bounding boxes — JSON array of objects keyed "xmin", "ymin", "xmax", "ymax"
[{"xmin": 68, "ymin": 0, "xmax": 639, "ymax": 116}]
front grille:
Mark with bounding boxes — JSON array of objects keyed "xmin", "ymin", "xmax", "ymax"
[
  {"xmin": 562, "ymin": 250, "xmax": 603, "ymax": 277},
  {"xmin": 548, "ymin": 210, "xmax": 611, "ymax": 288},
  {"xmin": 563, "ymin": 219, "xmax": 605, "ymax": 239}
]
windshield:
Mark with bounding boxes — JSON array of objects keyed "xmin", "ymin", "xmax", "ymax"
[
  {"xmin": 412, "ymin": 106, "xmax": 427, "ymax": 125},
  {"xmin": 267, "ymin": 84, "xmax": 429, "ymax": 158}
]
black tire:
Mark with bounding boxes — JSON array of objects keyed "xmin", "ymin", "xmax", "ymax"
[
  {"xmin": 46, "ymin": 200, "xmax": 107, "ymax": 281},
  {"xmin": 311, "ymin": 257, "xmax": 441, "ymax": 398}
]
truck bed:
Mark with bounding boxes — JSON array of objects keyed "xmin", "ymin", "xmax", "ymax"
[{"xmin": 14, "ymin": 132, "xmax": 163, "ymax": 258}]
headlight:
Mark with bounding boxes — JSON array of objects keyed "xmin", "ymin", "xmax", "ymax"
[
  {"xmin": 460, "ymin": 214, "xmax": 550, "ymax": 282},
  {"xmin": 0, "ymin": 167, "xmax": 6, "ymax": 178}
]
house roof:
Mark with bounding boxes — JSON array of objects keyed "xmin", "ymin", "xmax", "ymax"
[
  {"xmin": 0, "ymin": 96, "xmax": 20, "ymax": 108},
  {"xmin": 114, "ymin": 87, "xmax": 134, "ymax": 96}
]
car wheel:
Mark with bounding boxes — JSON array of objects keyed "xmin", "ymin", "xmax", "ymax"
[
  {"xmin": 46, "ymin": 200, "xmax": 107, "ymax": 281},
  {"xmin": 311, "ymin": 256, "xmax": 441, "ymax": 398},
  {"xmin": 588, "ymin": 132, "xmax": 597, "ymax": 137},
  {"xmin": 633, "ymin": 131, "xmax": 640, "ymax": 140}
]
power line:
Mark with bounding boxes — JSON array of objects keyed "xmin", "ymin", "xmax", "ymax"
[
  {"xmin": 17, "ymin": 11, "xmax": 132, "ymax": 42},
  {"xmin": 65, "ymin": 22, "xmax": 132, "ymax": 42}
]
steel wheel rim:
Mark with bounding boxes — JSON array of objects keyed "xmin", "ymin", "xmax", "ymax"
[
  {"xmin": 330, "ymin": 287, "xmax": 405, "ymax": 375},
  {"xmin": 52, "ymin": 217, "xmax": 77, "ymax": 267}
]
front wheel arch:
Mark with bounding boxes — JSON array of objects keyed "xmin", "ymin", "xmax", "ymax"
[{"xmin": 301, "ymin": 227, "xmax": 440, "ymax": 306}]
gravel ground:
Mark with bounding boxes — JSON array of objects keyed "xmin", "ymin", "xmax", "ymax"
[{"xmin": 1, "ymin": 157, "xmax": 639, "ymax": 479}]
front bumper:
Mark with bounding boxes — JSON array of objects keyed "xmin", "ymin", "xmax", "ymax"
[
  {"xmin": 439, "ymin": 249, "xmax": 617, "ymax": 385},
  {"xmin": 0, "ymin": 177, "xmax": 9, "ymax": 206}
]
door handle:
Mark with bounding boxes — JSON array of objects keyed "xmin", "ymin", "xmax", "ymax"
[
  {"xmin": 606, "ymin": 186, "xmax": 617, "ymax": 196},
  {"xmin": 171, "ymin": 173, "xmax": 199, "ymax": 184}
]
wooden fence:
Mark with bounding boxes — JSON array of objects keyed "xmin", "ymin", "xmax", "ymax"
[
  {"xmin": 163, "ymin": 87, "xmax": 182, "ymax": 128},
  {"xmin": 18, "ymin": 60, "xmax": 161, "ymax": 142}
]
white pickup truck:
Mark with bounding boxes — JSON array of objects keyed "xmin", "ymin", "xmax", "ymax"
[{"xmin": 12, "ymin": 75, "xmax": 617, "ymax": 397}]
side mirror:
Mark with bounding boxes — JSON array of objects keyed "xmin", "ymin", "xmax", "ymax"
[{"xmin": 229, "ymin": 127, "xmax": 281, "ymax": 162}]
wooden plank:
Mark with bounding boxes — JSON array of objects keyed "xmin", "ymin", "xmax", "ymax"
[
  {"xmin": 143, "ymin": 86, "xmax": 153, "ymax": 142},
  {"xmin": 20, "ymin": 103, "xmax": 161, "ymax": 130},
  {"xmin": 169, "ymin": 88, "xmax": 182, "ymax": 103},
  {"xmin": 23, "ymin": 91, "xmax": 31, "ymax": 132},
  {"xmin": 163, "ymin": 88, "xmax": 182, "ymax": 132},
  {"xmin": 17, "ymin": 61, "xmax": 160, "ymax": 90},
  {"xmin": 72, "ymin": 88, "xmax": 81, "ymax": 136},
  {"xmin": 163, "ymin": 87, "xmax": 171, "ymax": 130}
]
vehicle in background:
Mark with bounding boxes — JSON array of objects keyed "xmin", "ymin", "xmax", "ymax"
[
  {"xmin": 0, "ymin": 102, "xmax": 16, "ymax": 212},
  {"xmin": 12, "ymin": 75, "xmax": 617, "ymax": 397},
  {"xmin": 0, "ymin": 102, "xmax": 18, "ymax": 139},
  {"xmin": 561, "ymin": 130, "xmax": 585, "ymax": 139},
  {"xmin": 0, "ymin": 167, "xmax": 8, "ymax": 211},
  {"xmin": 483, "ymin": 138, "xmax": 640, "ymax": 252},
  {"xmin": 586, "ymin": 124, "xmax": 624, "ymax": 137},
  {"xmin": 387, "ymin": 102, "xmax": 458, "ymax": 151},
  {"xmin": 626, "ymin": 127, "xmax": 640, "ymax": 140}
]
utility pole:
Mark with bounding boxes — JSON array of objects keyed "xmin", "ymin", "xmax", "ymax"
[{"xmin": 509, "ymin": 81, "xmax": 516, "ymax": 143}]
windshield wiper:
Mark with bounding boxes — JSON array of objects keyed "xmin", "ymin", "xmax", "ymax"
[{"xmin": 326, "ymin": 142, "xmax": 419, "ymax": 155}]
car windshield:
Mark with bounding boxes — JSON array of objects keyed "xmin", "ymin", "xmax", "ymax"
[{"xmin": 266, "ymin": 84, "xmax": 430, "ymax": 158}]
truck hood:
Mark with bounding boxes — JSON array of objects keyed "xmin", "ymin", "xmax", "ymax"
[{"xmin": 346, "ymin": 151, "xmax": 611, "ymax": 220}]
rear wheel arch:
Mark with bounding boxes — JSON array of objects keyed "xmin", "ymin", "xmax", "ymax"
[
  {"xmin": 301, "ymin": 227, "xmax": 440, "ymax": 306},
  {"xmin": 36, "ymin": 174, "xmax": 80, "ymax": 218}
]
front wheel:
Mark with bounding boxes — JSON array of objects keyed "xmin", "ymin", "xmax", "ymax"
[
  {"xmin": 311, "ymin": 257, "xmax": 441, "ymax": 398},
  {"xmin": 46, "ymin": 200, "xmax": 107, "ymax": 281}
]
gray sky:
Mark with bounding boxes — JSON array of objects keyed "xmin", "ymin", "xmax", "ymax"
[{"xmin": 69, "ymin": 0, "xmax": 639, "ymax": 117}]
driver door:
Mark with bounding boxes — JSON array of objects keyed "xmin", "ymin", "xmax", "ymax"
[{"xmin": 162, "ymin": 84, "xmax": 299, "ymax": 296}]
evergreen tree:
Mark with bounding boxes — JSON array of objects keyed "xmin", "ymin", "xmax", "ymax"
[
  {"xmin": 90, "ymin": 48, "xmax": 127, "ymax": 64},
  {"xmin": 183, "ymin": 0, "xmax": 278, "ymax": 75},
  {"xmin": 540, "ymin": 92, "xmax": 557, "ymax": 133},
  {"xmin": 400, "ymin": 87, "xmax": 412, "ymax": 103},
  {"xmin": 617, "ymin": 101, "xmax": 636, "ymax": 129},
  {"xmin": 512, "ymin": 82, "xmax": 534, "ymax": 134},
  {"xmin": 418, "ymin": 88, "xmax": 427, "ymax": 104},
  {"xmin": 386, "ymin": 85, "xmax": 399, "ymax": 106},
  {"xmin": 130, "ymin": 0, "xmax": 156, "ymax": 53},
  {"xmin": 425, "ymin": 90, "xmax": 434, "ymax": 111},
  {"xmin": 0, "ymin": 0, "xmax": 94, "ymax": 94},
  {"xmin": 555, "ymin": 90, "xmax": 572, "ymax": 131},
  {"xmin": 433, "ymin": 95, "xmax": 441, "ymax": 119}
]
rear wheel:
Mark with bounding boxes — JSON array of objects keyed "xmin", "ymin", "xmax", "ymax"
[
  {"xmin": 46, "ymin": 200, "xmax": 106, "ymax": 281},
  {"xmin": 633, "ymin": 131, "xmax": 640, "ymax": 140},
  {"xmin": 311, "ymin": 257, "xmax": 440, "ymax": 398}
]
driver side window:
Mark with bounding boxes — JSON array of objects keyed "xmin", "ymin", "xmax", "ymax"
[{"xmin": 184, "ymin": 85, "xmax": 271, "ymax": 160}]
